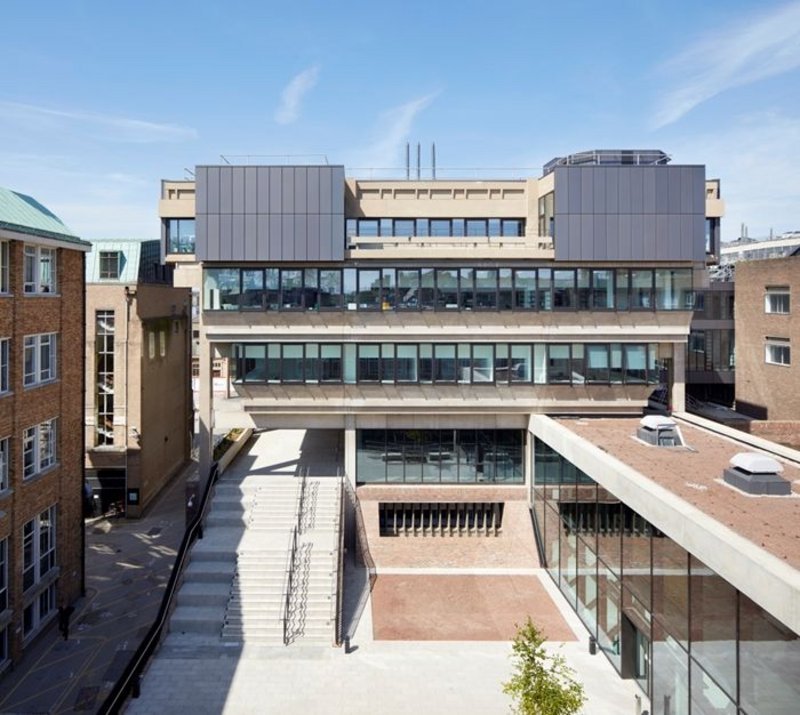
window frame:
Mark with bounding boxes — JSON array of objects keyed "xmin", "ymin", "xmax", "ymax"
[
  {"xmin": 0, "ymin": 241, "xmax": 9, "ymax": 294},
  {"xmin": 22, "ymin": 419, "xmax": 58, "ymax": 480},
  {"xmin": 23, "ymin": 333, "xmax": 58, "ymax": 387},
  {"xmin": 23, "ymin": 245, "xmax": 57, "ymax": 294},
  {"xmin": 0, "ymin": 338, "xmax": 9, "ymax": 394},
  {"xmin": 98, "ymin": 251, "xmax": 121, "ymax": 280},
  {"xmin": 765, "ymin": 339, "xmax": 791, "ymax": 366},
  {"xmin": 765, "ymin": 287, "xmax": 790, "ymax": 315}
]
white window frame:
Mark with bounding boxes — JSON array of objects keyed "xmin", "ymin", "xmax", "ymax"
[
  {"xmin": 765, "ymin": 287, "xmax": 790, "ymax": 315},
  {"xmin": 99, "ymin": 250, "xmax": 121, "ymax": 280},
  {"xmin": 23, "ymin": 245, "xmax": 56, "ymax": 294},
  {"xmin": 0, "ymin": 241, "xmax": 8, "ymax": 294},
  {"xmin": 23, "ymin": 419, "xmax": 58, "ymax": 480},
  {"xmin": 0, "ymin": 338, "xmax": 8, "ymax": 394},
  {"xmin": 23, "ymin": 583, "xmax": 56, "ymax": 638},
  {"xmin": 23, "ymin": 333, "xmax": 57, "ymax": 387},
  {"xmin": 765, "ymin": 339, "xmax": 791, "ymax": 366},
  {"xmin": 0, "ymin": 438, "xmax": 8, "ymax": 491},
  {"xmin": 0, "ymin": 537, "xmax": 7, "ymax": 612},
  {"xmin": 22, "ymin": 506, "xmax": 56, "ymax": 596}
]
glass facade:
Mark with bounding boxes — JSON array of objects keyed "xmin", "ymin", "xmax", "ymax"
[
  {"xmin": 203, "ymin": 266, "xmax": 693, "ymax": 313},
  {"xmin": 532, "ymin": 438, "xmax": 800, "ymax": 714},
  {"xmin": 166, "ymin": 218, "xmax": 196, "ymax": 254},
  {"xmin": 232, "ymin": 342, "xmax": 662, "ymax": 386},
  {"xmin": 346, "ymin": 217, "xmax": 525, "ymax": 238},
  {"xmin": 357, "ymin": 429, "xmax": 524, "ymax": 484}
]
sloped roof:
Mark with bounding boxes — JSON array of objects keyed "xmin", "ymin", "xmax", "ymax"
[{"xmin": 0, "ymin": 186, "xmax": 89, "ymax": 247}]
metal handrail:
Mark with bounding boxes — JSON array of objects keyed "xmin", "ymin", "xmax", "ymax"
[
  {"xmin": 345, "ymin": 479, "xmax": 376, "ymax": 589},
  {"xmin": 333, "ymin": 473, "xmax": 345, "ymax": 646},
  {"xmin": 97, "ymin": 462, "xmax": 220, "ymax": 715},
  {"xmin": 282, "ymin": 525, "xmax": 298, "ymax": 646}
]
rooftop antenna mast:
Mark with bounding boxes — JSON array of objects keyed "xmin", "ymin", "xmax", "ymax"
[
  {"xmin": 405, "ymin": 142, "xmax": 410, "ymax": 180},
  {"xmin": 432, "ymin": 142, "xmax": 437, "ymax": 180}
]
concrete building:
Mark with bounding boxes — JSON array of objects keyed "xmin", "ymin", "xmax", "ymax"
[
  {"xmin": 84, "ymin": 240, "xmax": 192, "ymax": 518},
  {"xmin": 0, "ymin": 187, "xmax": 90, "ymax": 670},
  {"xmin": 150, "ymin": 152, "xmax": 800, "ymax": 710},
  {"xmin": 734, "ymin": 255, "xmax": 800, "ymax": 422}
]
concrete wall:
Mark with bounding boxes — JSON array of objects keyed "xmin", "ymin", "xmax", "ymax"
[
  {"xmin": 735, "ymin": 257, "xmax": 800, "ymax": 420},
  {"xmin": 553, "ymin": 165, "xmax": 706, "ymax": 262},
  {"xmin": 194, "ymin": 165, "xmax": 345, "ymax": 262}
]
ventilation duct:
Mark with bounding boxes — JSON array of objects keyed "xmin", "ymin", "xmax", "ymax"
[
  {"xmin": 637, "ymin": 416, "xmax": 682, "ymax": 447},
  {"xmin": 723, "ymin": 452, "xmax": 791, "ymax": 496}
]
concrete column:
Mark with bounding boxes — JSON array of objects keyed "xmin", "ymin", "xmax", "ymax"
[
  {"xmin": 344, "ymin": 415, "xmax": 356, "ymax": 488},
  {"xmin": 198, "ymin": 331, "xmax": 213, "ymax": 483},
  {"xmin": 671, "ymin": 346, "xmax": 686, "ymax": 413}
]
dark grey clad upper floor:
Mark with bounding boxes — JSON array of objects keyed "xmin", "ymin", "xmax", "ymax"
[
  {"xmin": 553, "ymin": 165, "xmax": 706, "ymax": 262},
  {"xmin": 195, "ymin": 165, "xmax": 345, "ymax": 262}
]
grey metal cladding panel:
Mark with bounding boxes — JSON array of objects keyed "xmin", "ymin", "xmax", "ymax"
[
  {"xmin": 294, "ymin": 215, "xmax": 306, "ymax": 261},
  {"xmin": 307, "ymin": 167, "xmax": 320, "ymax": 213},
  {"xmin": 269, "ymin": 168, "xmax": 282, "ymax": 214},
  {"xmin": 195, "ymin": 215, "xmax": 208, "ymax": 259},
  {"xmin": 580, "ymin": 215, "xmax": 593, "ymax": 260},
  {"xmin": 220, "ymin": 168, "xmax": 233, "ymax": 214},
  {"xmin": 580, "ymin": 168, "xmax": 594, "ymax": 214},
  {"xmin": 281, "ymin": 214, "xmax": 294, "ymax": 260},
  {"xmin": 282, "ymin": 169, "xmax": 295, "ymax": 214},
  {"xmin": 319, "ymin": 169, "xmax": 332, "ymax": 214},
  {"xmin": 629, "ymin": 167, "xmax": 644, "ymax": 213},
  {"xmin": 569, "ymin": 214, "xmax": 582, "ymax": 260},
  {"xmin": 655, "ymin": 215, "xmax": 669, "ymax": 260},
  {"xmin": 667, "ymin": 215, "xmax": 683, "ymax": 260},
  {"xmin": 593, "ymin": 215, "xmax": 607, "ymax": 261},
  {"xmin": 631, "ymin": 214, "xmax": 645, "ymax": 260},
  {"xmin": 691, "ymin": 215, "xmax": 705, "ymax": 260},
  {"xmin": 244, "ymin": 167, "xmax": 258, "ymax": 214},
  {"xmin": 654, "ymin": 169, "xmax": 668, "ymax": 214},
  {"xmin": 667, "ymin": 169, "xmax": 682, "ymax": 215},
  {"xmin": 319, "ymin": 214, "xmax": 332, "ymax": 259},
  {"xmin": 232, "ymin": 167, "xmax": 245, "ymax": 214},
  {"xmin": 604, "ymin": 168, "xmax": 618, "ymax": 213},
  {"xmin": 680, "ymin": 167, "xmax": 694, "ymax": 214},
  {"xmin": 331, "ymin": 213, "xmax": 345, "ymax": 260},
  {"xmin": 257, "ymin": 215, "xmax": 270, "ymax": 261},
  {"xmin": 307, "ymin": 214, "xmax": 321, "ymax": 259},
  {"xmin": 257, "ymin": 168, "xmax": 270, "ymax": 213},
  {"xmin": 618, "ymin": 214, "xmax": 632, "ymax": 259},
  {"xmin": 693, "ymin": 166, "xmax": 706, "ymax": 215},
  {"xmin": 231, "ymin": 214, "xmax": 245, "ymax": 259},
  {"xmin": 554, "ymin": 168, "xmax": 569, "ymax": 214},
  {"xmin": 618, "ymin": 168, "xmax": 631, "ymax": 213},
  {"xmin": 195, "ymin": 167, "xmax": 208, "ymax": 214},
  {"xmin": 207, "ymin": 167, "xmax": 220, "ymax": 213},
  {"xmin": 643, "ymin": 168, "xmax": 656, "ymax": 214},
  {"xmin": 269, "ymin": 215, "xmax": 282, "ymax": 260},
  {"xmin": 219, "ymin": 214, "xmax": 233, "ymax": 259},
  {"xmin": 606, "ymin": 215, "xmax": 619, "ymax": 260},
  {"xmin": 593, "ymin": 169, "xmax": 606, "ymax": 215},
  {"xmin": 245, "ymin": 214, "xmax": 257, "ymax": 259},
  {"xmin": 207, "ymin": 214, "xmax": 220, "ymax": 260},
  {"xmin": 331, "ymin": 166, "xmax": 345, "ymax": 212},
  {"xmin": 293, "ymin": 167, "xmax": 307, "ymax": 214},
  {"xmin": 553, "ymin": 216, "xmax": 570, "ymax": 260},
  {"xmin": 568, "ymin": 168, "xmax": 582, "ymax": 215}
]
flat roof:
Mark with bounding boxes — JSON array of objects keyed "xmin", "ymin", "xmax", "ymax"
[{"xmin": 551, "ymin": 416, "xmax": 800, "ymax": 569}]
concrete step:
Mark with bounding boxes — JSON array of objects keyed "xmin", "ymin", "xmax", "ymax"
[
  {"xmin": 171, "ymin": 606, "xmax": 225, "ymax": 635},
  {"xmin": 177, "ymin": 582, "xmax": 231, "ymax": 607},
  {"xmin": 183, "ymin": 560, "xmax": 236, "ymax": 582}
]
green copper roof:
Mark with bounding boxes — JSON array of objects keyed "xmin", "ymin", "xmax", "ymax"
[{"xmin": 0, "ymin": 186, "xmax": 89, "ymax": 247}]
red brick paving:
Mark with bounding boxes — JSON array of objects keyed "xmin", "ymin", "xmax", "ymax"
[{"xmin": 371, "ymin": 574, "xmax": 576, "ymax": 642}]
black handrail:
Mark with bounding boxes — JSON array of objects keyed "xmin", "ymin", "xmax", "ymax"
[
  {"xmin": 529, "ymin": 505, "xmax": 547, "ymax": 568},
  {"xmin": 334, "ymin": 474, "xmax": 345, "ymax": 646},
  {"xmin": 282, "ymin": 525, "xmax": 298, "ymax": 646},
  {"xmin": 97, "ymin": 462, "xmax": 220, "ymax": 715}
]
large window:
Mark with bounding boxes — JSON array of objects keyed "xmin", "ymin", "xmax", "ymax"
[
  {"xmin": 166, "ymin": 218, "xmax": 196, "ymax": 254},
  {"xmin": 23, "ymin": 419, "xmax": 58, "ymax": 479},
  {"xmin": 96, "ymin": 311, "xmax": 115, "ymax": 445},
  {"xmin": 23, "ymin": 333, "xmax": 57, "ymax": 387},
  {"xmin": 23, "ymin": 245, "xmax": 56, "ymax": 294},
  {"xmin": 347, "ymin": 217, "xmax": 526, "ymax": 238},
  {"xmin": 765, "ymin": 287, "xmax": 790, "ymax": 315},
  {"xmin": 22, "ymin": 506, "xmax": 56, "ymax": 593},
  {"xmin": 0, "ymin": 241, "xmax": 8, "ymax": 294},
  {"xmin": 0, "ymin": 438, "xmax": 8, "ymax": 491},
  {"xmin": 0, "ymin": 338, "xmax": 8, "ymax": 394},
  {"xmin": 99, "ymin": 251, "xmax": 121, "ymax": 279},
  {"xmin": 765, "ymin": 339, "xmax": 791, "ymax": 366},
  {"xmin": 0, "ymin": 537, "xmax": 7, "ymax": 611}
]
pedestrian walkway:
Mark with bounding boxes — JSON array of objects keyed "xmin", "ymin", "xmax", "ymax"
[{"xmin": 0, "ymin": 462, "xmax": 192, "ymax": 714}]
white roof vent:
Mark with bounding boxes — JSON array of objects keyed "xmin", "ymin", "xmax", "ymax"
[
  {"xmin": 637, "ymin": 416, "xmax": 682, "ymax": 446},
  {"xmin": 640, "ymin": 415, "xmax": 676, "ymax": 430},
  {"xmin": 724, "ymin": 452, "xmax": 790, "ymax": 495},
  {"xmin": 729, "ymin": 452, "xmax": 783, "ymax": 474}
]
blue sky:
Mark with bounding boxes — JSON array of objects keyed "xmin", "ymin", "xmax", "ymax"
[{"xmin": 1, "ymin": 0, "xmax": 798, "ymax": 241}]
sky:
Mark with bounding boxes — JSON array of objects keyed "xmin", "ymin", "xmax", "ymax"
[{"xmin": 1, "ymin": 0, "xmax": 799, "ymax": 242}]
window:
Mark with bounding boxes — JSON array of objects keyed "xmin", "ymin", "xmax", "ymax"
[
  {"xmin": 0, "ymin": 537, "xmax": 6, "ymax": 611},
  {"xmin": 96, "ymin": 311, "xmax": 115, "ymax": 446},
  {"xmin": 0, "ymin": 241, "xmax": 8, "ymax": 293},
  {"xmin": 0, "ymin": 438, "xmax": 8, "ymax": 491},
  {"xmin": 23, "ymin": 245, "xmax": 56, "ymax": 293},
  {"xmin": 0, "ymin": 338, "xmax": 8, "ymax": 394},
  {"xmin": 159, "ymin": 330, "xmax": 166, "ymax": 358},
  {"xmin": 23, "ymin": 333, "xmax": 57, "ymax": 386},
  {"xmin": 99, "ymin": 251, "xmax": 121, "ymax": 279},
  {"xmin": 765, "ymin": 339, "xmax": 791, "ymax": 366},
  {"xmin": 166, "ymin": 218, "xmax": 196, "ymax": 254},
  {"xmin": 765, "ymin": 287, "xmax": 790, "ymax": 315},
  {"xmin": 148, "ymin": 331, "xmax": 155, "ymax": 360},
  {"xmin": 22, "ymin": 506, "xmax": 56, "ymax": 593},
  {"xmin": 23, "ymin": 419, "xmax": 58, "ymax": 479}
]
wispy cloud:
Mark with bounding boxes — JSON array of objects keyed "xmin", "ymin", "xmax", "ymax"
[
  {"xmin": 0, "ymin": 101, "xmax": 197, "ymax": 143},
  {"xmin": 652, "ymin": 2, "xmax": 800, "ymax": 129},
  {"xmin": 274, "ymin": 65, "xmax": 320, "ymax": 125},
  {"xmin": 352, "ymin": 92, "xmax": 439, "ymax": 169}
]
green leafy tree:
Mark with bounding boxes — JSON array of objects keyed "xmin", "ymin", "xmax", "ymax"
[{"xmin": 503, "ymin": 619, "xmax": 586, "ymax": 715}]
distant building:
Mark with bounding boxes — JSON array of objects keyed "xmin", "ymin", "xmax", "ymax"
[
  {"xmin": 0, "ymin": 186, "xmax": 90, "ymax": 669},
  {"xmin": 84, "ymin": 240, "xmax": 192, "ymax": 518},
  {"xmin": 734, "ymin": 255, "xmax": 800, "ymax": 421}
]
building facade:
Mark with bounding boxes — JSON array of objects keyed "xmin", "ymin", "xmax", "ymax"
[
  {"xmin": 84, "ymin": 240, "xmax": 192, "ymax": 518},
  {"xmin": 0, "ymin": 187, "xmax": 90, "ymax": 670}
]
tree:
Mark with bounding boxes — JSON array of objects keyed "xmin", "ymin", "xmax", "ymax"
[{"xmin": 503, "ymin": 619, "xmax": 587, "ymax": 715}]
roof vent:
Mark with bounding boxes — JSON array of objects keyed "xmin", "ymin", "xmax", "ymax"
[
  {"xmin": 723, "ymin": 452, "xmax": 791, "ymax": 495},
  {"xmin": 637, "ymin": 416, "xmax": 682, "ymax": 447}
]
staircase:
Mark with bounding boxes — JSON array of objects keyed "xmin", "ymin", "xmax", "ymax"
[{"xmin": 168, "ymin": 468, "xmax": 343, "ymax": 648}]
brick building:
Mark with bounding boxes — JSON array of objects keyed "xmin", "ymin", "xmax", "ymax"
[
  {"xmin": 84, "ymin": 240, "xmax": 192, "ymax": 518},
  {"xmin": 734, "ymin": 255, "xmax": 800, "ymax": 421},
  {"xmin": 0, "ymin": 187, "xmax": 90, "ymax": 670}
]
